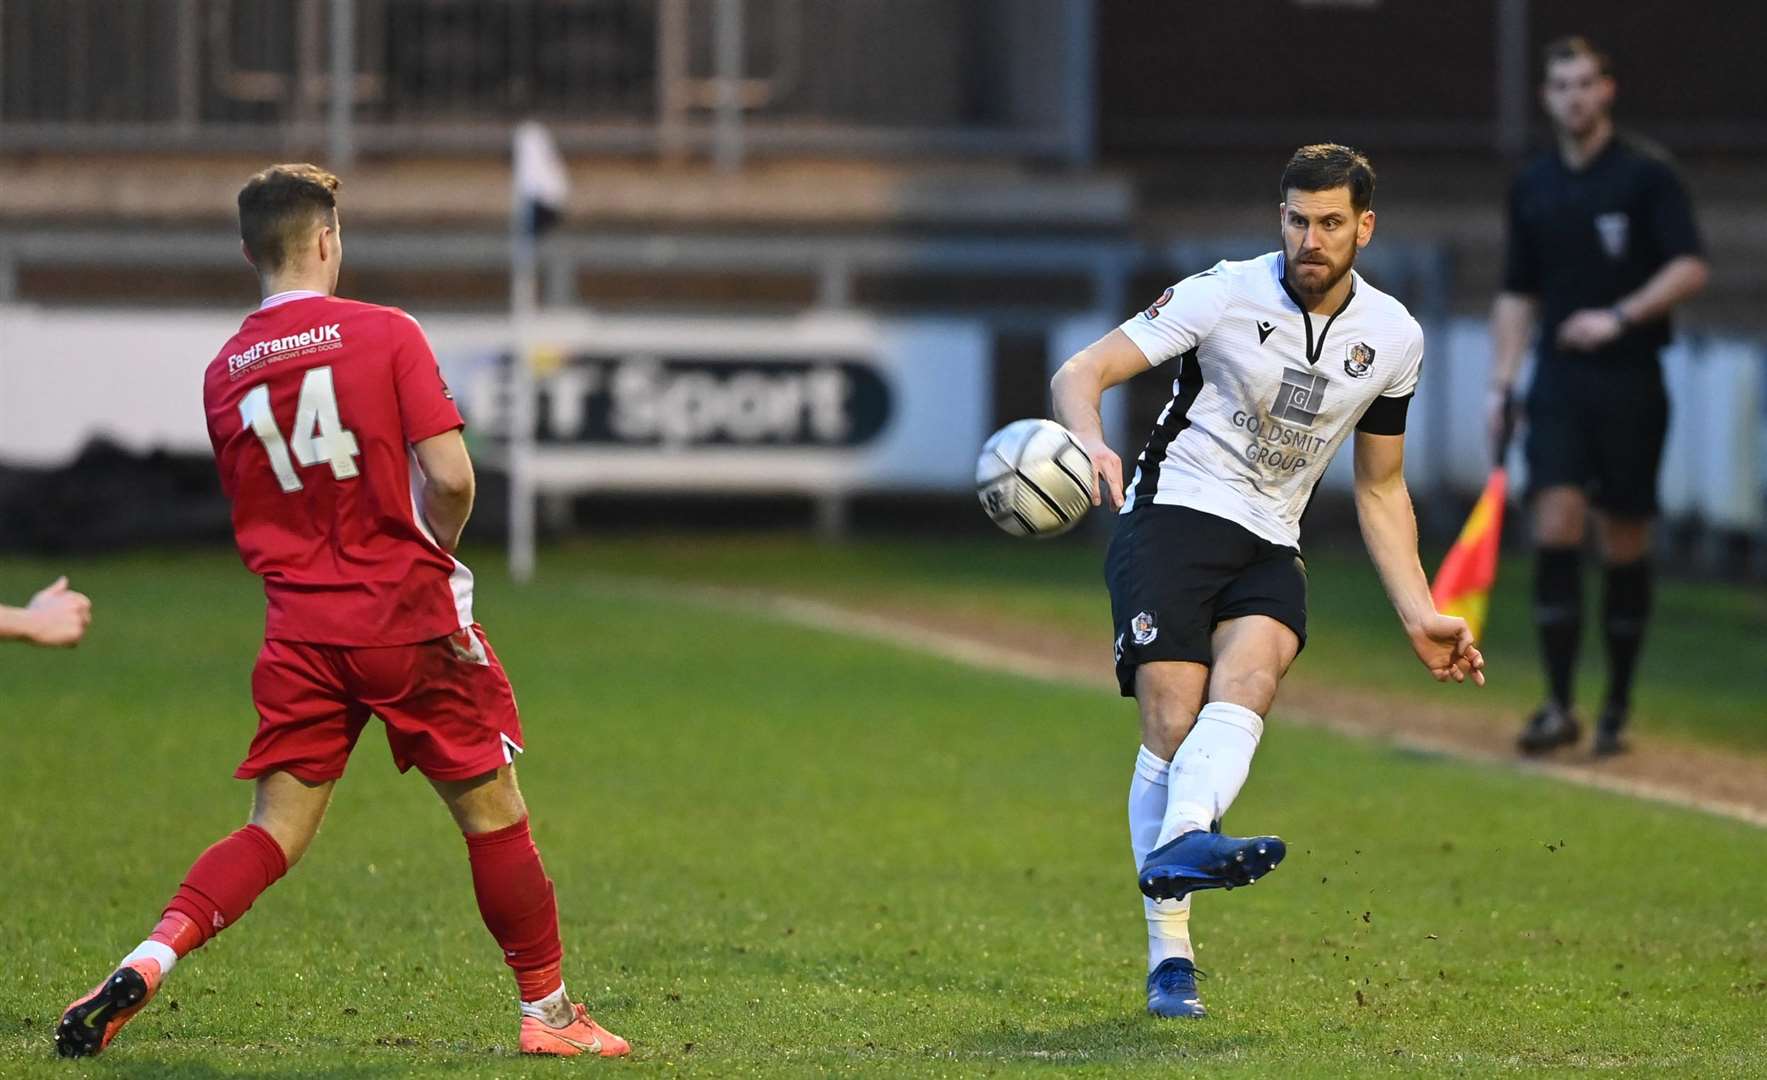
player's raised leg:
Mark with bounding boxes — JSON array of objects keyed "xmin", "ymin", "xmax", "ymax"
[
  {"xmin": 1138, "ymin": 616, "xmax": 1295, "ymax": 904},
  {"xmin": 434, "ymin": 765, "xmax": 630, "ymax": 1058},
  {"xmin": 1127, "ymin": 660, "xmax": 1210, "ymax": 1017},
  {"xmin": 56, "ymin": 771, "xmax": 330, "ymax": 1058}
]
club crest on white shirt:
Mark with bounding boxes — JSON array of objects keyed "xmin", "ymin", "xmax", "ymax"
[
  {"xmin": 1595, "ymin": 212, "xmax": 1629, "ymax": 260},
  {"xmin": 1344, "ymin": 341, "xmax": 1376, "ymax": 379}
]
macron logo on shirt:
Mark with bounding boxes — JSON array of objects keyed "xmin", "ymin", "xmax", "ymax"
[{"xmin": 227, "ymin": 323, "xmax": 344, "ymax": 378}]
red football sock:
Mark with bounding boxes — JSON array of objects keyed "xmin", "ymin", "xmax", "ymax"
[
  {"xmin": 464, "ymin": 817, "xmax": 564, "ymax": 1001},
  {"xmin": 155, "ymin": 824, "xmax": 289, "ymax": 954}
]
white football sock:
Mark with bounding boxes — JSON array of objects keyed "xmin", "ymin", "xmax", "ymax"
[
  {"xmin": 1129, "ymin": 745, "xmax": 1194, "ymax": 968},
  {"xmin": 520, "ymin": 982, "xmax": 571, "ymax": 1027},
  {"xmin": 119, "ymin": 940, "xmax": 178, "ymax": 978},
  {"xmin": 1158, "ymin": 701, "xmax": 1264, "ymax": 846},
  {"xmin": 1144, "ymin": 896, "xmax": 1193, "ymax": 967}
]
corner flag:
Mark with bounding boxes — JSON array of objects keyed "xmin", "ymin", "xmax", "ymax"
[
  {"xmin": 1430, "ymin": 466, "xmax": 1507, "ymax": 641},
  {"xmin": 512, "ymin": 120, "xmax": 568, "ymax": 236},
  {"xmin": 507, "ymin": 120, "xmax": 566, "ymax": 585}
]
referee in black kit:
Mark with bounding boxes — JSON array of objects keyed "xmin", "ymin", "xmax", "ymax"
[{"xmin": 1489, "ymin": 36, "xmax": 1708, "ymax": 757}]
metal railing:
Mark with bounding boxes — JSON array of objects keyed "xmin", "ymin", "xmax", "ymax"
[{"xmin": 0, "ymin": 0, "xmax": 1094, "ymax": 166}]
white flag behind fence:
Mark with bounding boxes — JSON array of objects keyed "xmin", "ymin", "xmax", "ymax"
[{"xmin": 513, "ymin": 120, "xmax": 569, "ymax": 235}]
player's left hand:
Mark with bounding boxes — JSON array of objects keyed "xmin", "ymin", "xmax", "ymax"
[
  {"xmin": 1408, "ymin": 611, "xmax": 1486, "ymax": 686},
  {"xmin": 1555, "ymin": 308, "xmax": 1624, "ymax": 351},
  {"xmin": 24, "ymin": 576, "xmax": 92, "ymax": 647}
]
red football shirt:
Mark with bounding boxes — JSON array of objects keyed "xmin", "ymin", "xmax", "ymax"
[{"xmin": 203, "ymin": 292, "xmax": 472, "ymax": 646}]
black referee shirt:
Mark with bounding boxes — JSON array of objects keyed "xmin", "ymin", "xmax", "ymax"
[{"xmin": 1502, "ymin": 133, "xmax": 1702, "ymax": 367}]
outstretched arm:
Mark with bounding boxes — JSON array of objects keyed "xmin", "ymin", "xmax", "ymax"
[
  {"xmin": 0, "ymin": 577, "xmax": 92, "ymax": 647},
  {"xmin": 1050, "ymin": 329, "xmax": 1154, "ymax": 511},
  {"xmin": 1352, "ymin": 431, "xmax": 1485, "ymax": 686}
]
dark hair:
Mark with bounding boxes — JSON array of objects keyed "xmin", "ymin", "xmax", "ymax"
[
  {"xmin": 1542, "ymin": 35, "xmax": 1612, "ymax": 80},
  {"xmin": 238, "ymin": 163, "xmax": 341, "ymax": 273},
  {"xmin": 1279, "ymin": 144, "xmax": 1376, "ymax": 214}
]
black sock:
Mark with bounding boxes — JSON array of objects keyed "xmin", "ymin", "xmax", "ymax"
[
  {"xmin": 1602, "ymin": 560, "xmax": 1653, "ymax": 718},
  {"xmin": 1534, "ymin": 547, "xmax": 1583, "ymax": 710}
]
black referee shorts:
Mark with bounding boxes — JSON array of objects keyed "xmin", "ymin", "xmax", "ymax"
[
  {"xmin": 1525, "ymin": 359, "xmax": 1669, "ymax": 519},
  {"xmin": 1103, "ymin": 504, "xmax": 1308, "ymax": 698}
]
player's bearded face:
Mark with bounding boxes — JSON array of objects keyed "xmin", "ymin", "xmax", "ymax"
[{"xmin": 1280, "ymin": 188, "xmax": 1367, "ymax": 298}]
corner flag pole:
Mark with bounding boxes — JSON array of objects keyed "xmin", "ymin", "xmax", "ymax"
[
  {"xmin": 1429, "ymin": 405, "xmax": 1517, "ymax": 641},
  {"xmin": 508, "ymin": 121, "xmax": 568, "ymax": 584},
  {"xmin": 508, "ymin": 204, "xmax": 538, "ymax": 585}
]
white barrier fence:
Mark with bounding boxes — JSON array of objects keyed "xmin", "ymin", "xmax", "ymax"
[
  {"xmin": 437, "ymin": 310, "xmax": 992, "ymax": 495},
  {"xmin": 1660, "ymin": 339, "xmax": 1763, "ymax": 531},
  {"xmin": 1304, "ymin": 316, "xmax": 1764, "ymax": 535},
  {"xmin": 1, "ymin": 303, "xmax": 1762, "ymax": 539},
  {"xmin": 0, "ymin": 303, "xmax": 987, "ymax": 484}
]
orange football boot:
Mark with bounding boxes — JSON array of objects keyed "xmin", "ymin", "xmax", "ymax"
[
  {"xmin": 54, "ymin": 958, "xmax": 163, "ymax": 1058},
  {"xmin": 519, "ymin": 1001, "xmax": 631, "ymax": 1058}
]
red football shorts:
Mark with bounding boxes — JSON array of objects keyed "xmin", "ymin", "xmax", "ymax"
[{"xmin": 237, "ymin": 624, "xmax": 524, "ymax": 783}]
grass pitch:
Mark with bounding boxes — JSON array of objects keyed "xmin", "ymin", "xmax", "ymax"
[
  {"xmin": 2, "ymin": 545, "xmax": 1763, "ymax": 1078},
  {"xmin": 575, "ymin": 532, "xmax": 1767, "ymax": 753}
]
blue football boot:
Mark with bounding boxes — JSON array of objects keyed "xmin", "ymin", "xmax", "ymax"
[
  {"xmin": 1146, "ymin": 957, "xmax": 1207, "ymax": 1018},
  {"xmin": 1138, "ymin": 829, "xmax": 1286, "ymax": 902}
]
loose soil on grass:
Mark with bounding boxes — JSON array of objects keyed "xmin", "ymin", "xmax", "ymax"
[
  {"xmin": 845, "ymin": 596, "xmax": 1767, "ymax": 825},
  {"xmin": 598, "ymin": 573, "xmax": 1767, "ymax": 825}
]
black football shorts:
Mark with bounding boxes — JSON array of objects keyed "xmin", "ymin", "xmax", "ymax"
[
  {"xmin": 1103, "ymin": 504, "xmax": 1308, "ymax": 698},
  {"xmin": 1524, "ymin": 358, "xmax": 1669, "ymax": 519}
]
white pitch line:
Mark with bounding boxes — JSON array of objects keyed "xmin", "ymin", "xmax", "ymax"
[{"xmin": 585, "ymin": 575, "xmax": 1767, "ymax": 830}]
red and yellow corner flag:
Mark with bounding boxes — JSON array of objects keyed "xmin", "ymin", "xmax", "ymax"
[{"xmin": 1430, "ymin": 468, "xmax": 1507, "ymax": 641}]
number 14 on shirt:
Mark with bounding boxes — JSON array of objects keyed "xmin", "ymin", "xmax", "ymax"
[{"xmin": 238, "ymin": 365, "xmax": 361, "ymax": 493}]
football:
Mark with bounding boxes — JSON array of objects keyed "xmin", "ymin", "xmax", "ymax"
[{"xmin": 975, "ymin": 418, "xmax": 1097, "ymax": 537}]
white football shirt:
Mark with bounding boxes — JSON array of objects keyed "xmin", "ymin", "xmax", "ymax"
[{"xmin": 1117, "ymin": 251, "xmax": 1423, "ymax": 549}]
